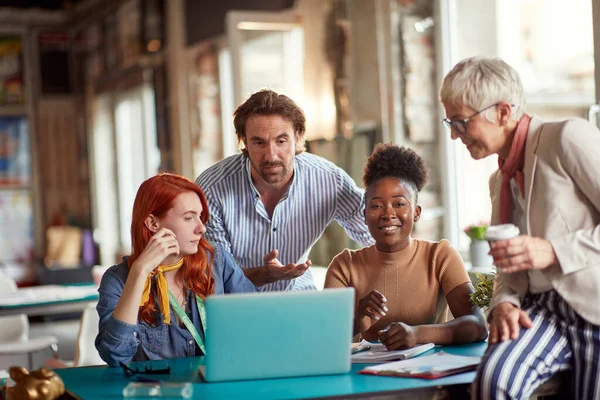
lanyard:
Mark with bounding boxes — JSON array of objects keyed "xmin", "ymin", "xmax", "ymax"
[{"xmin": 168, "ymin": 290, "xmax": 207, "ymax": 355}]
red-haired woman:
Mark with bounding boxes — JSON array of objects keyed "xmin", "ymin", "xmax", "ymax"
[{"xmin": 95, "ymin": 173, "xmax": 256, "ymax": 367}]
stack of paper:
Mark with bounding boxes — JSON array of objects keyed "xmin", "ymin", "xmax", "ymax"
[
  {"xmin": 358, "ymin": 351, "xmax": 482, "ymax": 379},
  {"xmin": 351, "ymin": 340, "xmax": 435, "ymax": 363}
]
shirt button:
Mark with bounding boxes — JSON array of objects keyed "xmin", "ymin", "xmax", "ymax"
[{"xmin": 189, "ymin": 340, "xmax": 193, "ymax": 345}]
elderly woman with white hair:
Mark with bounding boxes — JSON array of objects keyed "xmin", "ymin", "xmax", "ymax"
[{"xmin": 440, "ymin": 56, "xmax": 600, "ymax": 399}]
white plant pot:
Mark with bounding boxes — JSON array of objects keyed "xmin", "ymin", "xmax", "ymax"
[{"xmin": 470, "ymin": 240, "xmax": 493, "ymax": 267}]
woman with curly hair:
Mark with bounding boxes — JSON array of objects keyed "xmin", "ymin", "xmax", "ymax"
[
  {"xmin": 95, "ymin": 173, "xmax": 256, "ymax": 367},
  {"xmin": 325, "ymin": 143, "xmax": 487, "ymax": 349}
]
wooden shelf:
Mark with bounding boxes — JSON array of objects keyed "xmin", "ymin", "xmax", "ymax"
[
  {"xmin": 0, "ymin": 183, "xmax": 30, "ymax": 191},
  {"xmin": 0, "ymin": 104, "xmax": 28, "ymax": 117}
]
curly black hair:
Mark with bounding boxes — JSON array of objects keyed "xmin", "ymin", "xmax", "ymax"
[{"xmin": 363, "ymin": 143, "xmax": 429, "ymax": 200}]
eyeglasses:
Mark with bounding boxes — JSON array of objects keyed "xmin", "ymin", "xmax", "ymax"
[
  {"xmin": 441, "ymin": 103, "xmax": 510, "ymax": 135},
  {"xmin": 120, "ymin": 361, "xmax": 171, "ymax": 378}
]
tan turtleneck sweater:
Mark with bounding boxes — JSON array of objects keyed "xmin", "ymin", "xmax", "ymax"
[{"xmin": 324, "ymin": 239, "xmax": 470, "ymax": 341}]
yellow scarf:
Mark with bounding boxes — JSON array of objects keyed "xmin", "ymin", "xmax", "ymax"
[{"xmin": 140, "ymin": 258, "xmax": 184, "ymax": 324}]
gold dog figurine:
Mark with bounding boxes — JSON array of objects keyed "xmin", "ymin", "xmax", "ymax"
[{"xmin": 6, "ymin": 366, "xmax": 65, "ymax": 400}]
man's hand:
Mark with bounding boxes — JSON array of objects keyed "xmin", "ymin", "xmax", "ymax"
[
  {"xmin": 244, "ymin": 249, "xmax": 310, "ymax": 287},
  {"xmin": 355, "ymin": 290, "xmax": 387, "ymax": 334},
  {"xmin": 378, "ymin": 322, "xmax": 417, "ymax": 350},
  {"xmin": 488, "ymin": 302, "xmax": 532, "ymax": 344},
  {"xmin": 263, "ymin": 249, "xmax": 310, "ymax": 281},
  {"xmin": 489, "ymin": 235, "xmax": 557, "ymax": 273}
]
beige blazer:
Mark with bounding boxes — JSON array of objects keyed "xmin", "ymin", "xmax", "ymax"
[{"xmin": 489, "ymin": 117, "xmax": 600, "ymax": 325}]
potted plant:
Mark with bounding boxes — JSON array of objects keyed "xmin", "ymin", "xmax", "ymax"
[
  {"xmin": 464, "ymin": 222, "xmax": 493, "ymax": 268},
  {"xmin": 470, "ymin": 272, "xmax": 496, "ymax": 312}
]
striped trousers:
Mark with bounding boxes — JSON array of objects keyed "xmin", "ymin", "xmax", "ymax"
[{"xmin": 473, "ymin": 290, "xmax": 600, "ymax": 400}]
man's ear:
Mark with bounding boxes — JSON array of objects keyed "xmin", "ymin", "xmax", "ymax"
[
  {"xmin": 295, "ymin": 132, "xmax": 305, "ymax": 151},
  {"xmin": 144, "ymin": 214, "xmax": 159, "ymax": 233},
  {"xmin": 413, "ymin": 206, "xmax": 422, "ymax": 223}
]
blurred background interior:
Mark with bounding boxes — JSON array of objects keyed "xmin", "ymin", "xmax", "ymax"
[{"xmin": 0, "ymin": 0, "xmax": 597, "ymax": 370}]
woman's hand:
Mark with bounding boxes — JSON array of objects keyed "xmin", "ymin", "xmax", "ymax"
[
  {"xmin": 355, "ymin": 290, "xmax": 387, "ymax": 334},
  {"xmin": 131, "ymin": 228, "xmax": 180, "ymax": 276},
  {"xmin": 378, "ymin": 322, "xmax": 417, "ymax": 350},
  {"xmin": 489, "ymin": 235, "xmax": 558, "ymax": 273},
  {"xmin": 488, "ymin": 302, "xmax": 532, "ymax": 344},
  {"xmin": 113, "ymin": 228, "xmax": 180, "ymax": 325}
]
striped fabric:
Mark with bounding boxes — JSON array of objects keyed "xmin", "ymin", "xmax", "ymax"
[
  {"xmin": 195, "ymin": 152, "xmax": 374, "ymax": 291},
  {"xmin": 473, "ymin": 290, "xmax": 600, "ymax": 399}
]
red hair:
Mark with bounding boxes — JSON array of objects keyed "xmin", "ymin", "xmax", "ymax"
[{"xmin": 129, "ymin": 173, "xmax": 215, "ymax": 324}]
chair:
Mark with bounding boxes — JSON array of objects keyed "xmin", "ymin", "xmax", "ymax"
[
  {"xmin": 311, "ymin": 265, "xmax": 327, "ymax": 290},
  {"xmin": 0, "ymin": 273, "xmax": 58, "ymax": 370},
  {"xmin": 72, "ymin": 303, "xmax": 105, "ymax": 366},
  {"xmin": 45, "ymin": 303, "xmax": 105, "ymax": 368}
]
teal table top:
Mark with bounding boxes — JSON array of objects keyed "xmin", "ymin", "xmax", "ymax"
[
  {"xmin": 0, "ymin": 284, "xmax": 98, "ymax": 316},
  {"xmin": 57, "ymin": 342, "xmax": 488, "ymax": 400},
  {"xmin": 0, "ymin": 294, "xmax": 99, "ymax": 310}
]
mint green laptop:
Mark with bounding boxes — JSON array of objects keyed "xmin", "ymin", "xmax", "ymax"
[{"xmin": 199, "ymin": 288, "xmax": 355, "ymax": 382}]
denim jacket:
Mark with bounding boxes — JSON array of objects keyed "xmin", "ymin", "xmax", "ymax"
[{"xmin": 95, "ymin": 243, "xmax": 256, "ymax": 367}]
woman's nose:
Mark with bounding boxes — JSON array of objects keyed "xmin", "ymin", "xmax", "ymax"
[
  {"xmin": 382, "ymin": 205, "xmax": 396, "ymax": 219},
  {"xmin": 197, "ymin": 220, "xmax": 206, "ymax": 234}
]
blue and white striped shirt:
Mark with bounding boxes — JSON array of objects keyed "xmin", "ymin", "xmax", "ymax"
[{"xmin": 195, "ymin": 152, "xmax": 374, "ymax": 291}]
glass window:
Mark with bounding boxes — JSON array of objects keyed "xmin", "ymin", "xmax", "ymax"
[{"xmin": 91, "ymin": 84, "xmax": 159, "ymax": 265}]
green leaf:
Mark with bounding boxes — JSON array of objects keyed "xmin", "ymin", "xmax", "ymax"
[
  {"xmin": 465, "ymin": 225, "xmax": 488, "ymax": 241},
  {"xmin": 469, "ymin": 272, "xmax": 496, "ymax": 310}
]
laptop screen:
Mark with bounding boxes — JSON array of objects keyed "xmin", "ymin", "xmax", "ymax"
[{"xmin": 202, "ymin": 288, "xmax": 355, "ymax": 382}]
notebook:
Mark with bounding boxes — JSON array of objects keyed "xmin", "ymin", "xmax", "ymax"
[
  {"xmin": 358, "ymin": 351, "xmax": 481, "ymax": 379},
  {"xmin": 351, "ymin": 340, "xmax": 435, "ymax": 363},
  {"xmin": 198, "ymin": 288, "xmax": 355, "ymax": 382}
]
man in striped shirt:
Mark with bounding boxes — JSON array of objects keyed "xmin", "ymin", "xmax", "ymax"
[{"xmin": 195, "ymin": 89, "xmax": 374, "ymax": 291}]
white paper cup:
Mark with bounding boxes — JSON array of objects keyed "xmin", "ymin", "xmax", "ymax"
[{"xmin": 485, "ymin": 224, "xmax": 520, "ymax": 241}]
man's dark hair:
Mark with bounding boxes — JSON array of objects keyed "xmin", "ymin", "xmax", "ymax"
[{"xmin": 233, "ymin": 89, "xmax": 307, "ymax": 156}]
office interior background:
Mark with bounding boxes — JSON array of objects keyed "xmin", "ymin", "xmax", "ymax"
[{"xmin": 0, "ymin": 0, "xmax": 596, "ymax": 367}]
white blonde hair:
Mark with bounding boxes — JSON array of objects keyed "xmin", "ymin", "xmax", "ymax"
[{"xmin": 440, "ymin": 56, "xmax": 526, "ymax": 122}]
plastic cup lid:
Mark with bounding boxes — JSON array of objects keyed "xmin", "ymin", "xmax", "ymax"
[{"xmin": 485, "ymin": 224, "xmax": 520, "ymax": 241}]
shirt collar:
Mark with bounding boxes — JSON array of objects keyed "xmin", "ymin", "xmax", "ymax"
[{"xmin": 244, "ymin": 157, "xmax": 261, "ymax": 199}]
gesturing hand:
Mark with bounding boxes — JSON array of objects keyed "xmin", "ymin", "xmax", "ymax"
[
  {"xmin": 355, "ymin": 290, "xmax": 387, "ymax": 334},
  {"xmin": 489, "ymin": 235, "xmax": 558, "ymax": 273},
  {"xmin": 488, "ymin": 302, "xmax": 532, "ymax": 344},
  {"xmin": 378, "ymin": 322, "xmax": 417, "ymax": 350},
  {"xmin": 263, "ymin": 249, "xmax": 311, "ymax": 282},
  {"xmin": 132, "ymin": 228, "xmax": 180, "ymax": 276}
]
